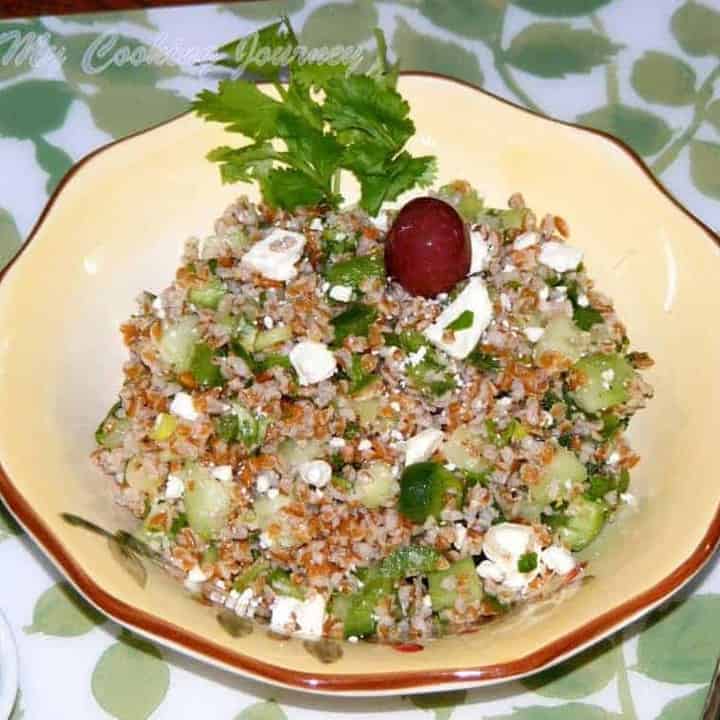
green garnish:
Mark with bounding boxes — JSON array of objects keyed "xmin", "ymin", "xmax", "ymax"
[
  {"xmin": 466, "ymin": 349, "xmax": 500, "ymax": 372},
  {"xmin": 331, "ymin": 303, "xmax": 378, "ymax": 346},
  {"xmin": 346, "ymin": 354, "xmax": 376, "ymax": 395},
  {"xmin": 194, "ymin": 21, "xmax": 436, "ymax": 215},
  {"xmin": 567, "ymin": 281, "xmax": 604, "ymax": 331},
  {"xmin": 445, "ymin": 310, "xmax": 474, "ymax": 332},
  {"xmin": 325, "ymin": 254, "xmax": 385, "ymax": 288},
  {"xmin": 398, "ymin": 462, "xmax": 463, "ymax": 523},
  {"xmin": 188, "ymin": 278, "xmax": 226, "ymax": 310},
  {"xmin": 517, "ymin": 552, "xmax": 538, "ymax": 573},
  {"xmin": 189, "ymin": 342, "xmax": 224, "ymax": 387},
  {"xmin": 214, "ymin": 414, "xmax": 239, "ymax": 443}
]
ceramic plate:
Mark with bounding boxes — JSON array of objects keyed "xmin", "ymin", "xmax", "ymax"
[{"xmin": 0, "ymin": 73, "xmax": 719, "ymax": 695}]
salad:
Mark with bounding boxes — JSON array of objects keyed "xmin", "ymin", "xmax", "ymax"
[{"xmin": 91, "ymin": 23, "xmax": 653, "ymax": 643}]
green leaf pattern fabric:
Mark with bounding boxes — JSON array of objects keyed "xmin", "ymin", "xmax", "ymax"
[{"xmin": 1, "ymin": 2, "xmax": 720, "ymax": 718}]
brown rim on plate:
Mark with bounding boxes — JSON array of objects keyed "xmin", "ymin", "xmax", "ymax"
[{"xmin": 1, "ymin": 71, "xmax": 719, "ymax": 693}]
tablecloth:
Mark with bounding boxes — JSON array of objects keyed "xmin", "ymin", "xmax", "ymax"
[{"xmin": 1, "ymin": 1, "xmax": 719, "ymax": 718}]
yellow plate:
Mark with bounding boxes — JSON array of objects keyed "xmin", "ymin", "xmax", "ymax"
[{"xmin": 1, "ymin": 73, "xmax": 718, "ymax": 696}]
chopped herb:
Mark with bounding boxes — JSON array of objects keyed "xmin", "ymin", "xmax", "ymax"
[
  {"xmin": 517, "ymin": 552, "xmax": 538, "ymax": 573},
  {"xmin": 466, "ymin": 349, "xmax": 500, "ymax": 372},
  {"xmin": 208, "ymin": 258, "xmax": 218, "ymax": 275},
  {"xmin": 189, "ymin": 342, "xmax": 225, "ymax": 387},
  {"xmin": 214, "ymin": 414, "xmax": 239, "ymax": 443},
  {"xmin": 321, "ymin": 227, "xmax": 358, "ymax": 257},
  {"xmin": 618, "ymin": 468, "xmax": 631, "ymax": 494},
  {"xmin": 600, "ymin": 413, "xmax": 626, "ymax": 440},
  {"xmin": 169, "ymin": 513, "xmax": 189, "ymax": 538},
  {"xmin": 255, "ymin": 353, "xmax": 293, "ymax": 374},
  {"xmin": 325, "ymin": 254, "xmax": 385, "ymax": 288},
  {"xmin": 567, "ymin": 281, "xmax": 604, "ymax": 331},
  {"xmin": 331, "ymin": 303, "xmax": 378, "ymax": 345},
  {"xmin": 344, "ymin": 422, "xmax": 361, "ymax": 439},
  {"xmin": 347, "ymin": 354, "xmax": 376, "ymax": 395},
  {"xmin": 586, "ymin": 474, "xmax": 613, "ymax": 500},
  {"xmin": 558, "ymin": 433, "xmax": 573, "ymax": 448},
  {"xmin": 445, "ymin": 309, "xmax": 474, "ymax": 332},
  {"xmin": 541, "ymin": 390, "xmax": 561, "ymax": 412},
  {"xmin": 330, "ymin": 452, "xmax": 345, "ymax": 472}
]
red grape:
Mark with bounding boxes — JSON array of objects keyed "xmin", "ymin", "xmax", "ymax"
[{"xmin": 385, "ymin": 197, "xmax": 470, "ymax": 298}]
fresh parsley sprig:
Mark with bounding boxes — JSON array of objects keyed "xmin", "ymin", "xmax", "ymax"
[{"xmin": 193, "ymin": 20, "xmax": 436, "ymax": 215}]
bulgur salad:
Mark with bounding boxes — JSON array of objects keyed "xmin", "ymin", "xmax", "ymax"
[{"xmin": 92, "ymin": 182, "xmax": 654, "ymax": 643}]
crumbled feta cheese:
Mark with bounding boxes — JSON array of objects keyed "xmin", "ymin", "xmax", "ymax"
[
  {"xmin": 453, "ymin": 523, "xmax": 467, "ymax": 550},
  {"xmin": 542, "ymin": 545, "xmax": 576, "ymax": 575},
  {"xmin": 405, "ymin": 428, "xmax": 444, "ymax": 465},
  {"xmin": 329, "ymin": 285, "xmax": 353, "ymax": 302},
  {"xmin": 524, "ymin": 326, "xmax": 545, "ymax": 343},
  {"xmin": 298, "ymin": 460, "xmax": 332, "ymax": 488},
  {"xmin": 390, "ymin": 401, "xmax": 401, "ymax": 412},
  {"xmin": 187, "ymin": 565, "xmax": 208, "ymax": 583},
  {"xmin": 259, "ymin": 532, "xmax": 273, "ymax": 549},
  {"xmin": 502, "ymin": 263, "xmax": 516, "ymax": 273},
  {"xmin": 235, "ymin": 588, "xmax": 255, "ymax": 617},
  {"xmin": 170, "ymin": 392, "xmax": 199, "ymax": 422},
  {"xmin": 577, "ymin": 293, "xmax": 589, "ymax": 307},
  {"xmin": 481, "ymin": 522, "xmax": 542, "ymax": 590},
  {"xmin": 263, "ymin": 315, "xmax": 275, "ymax": 329},
  {"xmin": 212, "ymin": 465, "xmax": 233, "ymax": 482},
  {"xmin": 357, "ymin": 439, "xmax": 373, "ymax": 452},
  {"xmin": 390, "ymin": 429, "xmax": 405, "ymax": 441},
  {"xmin": 422, "ymin": 594, "xmax": 433, "ymax": 609},
  {"xmin": 371, "ymin": 213, "xmax": 389, "ymax": 232},
  {"xmin": 444, "ymin": 463, "xmax": 457, "ymax": 471},
  {"xmin": 538, "ymin": 241, "xmax": 583, "ymax": 273},
  {"xmin": 513, "ymin": 231, "xmax": 540, "ymax": 251},
  {"xmin": 241, "ymin": 228, "xmax": 306, "ymax": 282},
  {"xmin": 267, "ymin": 488, "xmax": 279, "ymax": 499},
  {"xmin": 164, "ymin": 474, "xmax": 185, "ymax": 500},
  {"xmin": 470, "ymin": 230, "xmax": 490, "ymax": 274},
  {"xmin": 151, "ymin": 296, "xmax": 166, "ymax": 319},
  {"xmin": 497, "ymin": 396, "xmax": 512, "ymax": 408},
  {"xmin": 256, "ymin": 471, "xmax": 273, "ymax": 494},
  {"xmin": 329, "ymin": 437, "xmax": 346, "ymax": 448},
  {"xmin": 538, "ymin": 285, "xmax": 550, "ymax": 302},
  {"xmin": 321, "ymin": 281, "xmax": 330, "ymax": 292},
  {"xmin": 309, "ymin": 217, "xmax": 324, "ymax": 231},
  {"xmin": 347, "ymin": 635, "xmax": 359, "ymax": 643},
  {"xmin": 476, "ymin": 560, "xmax": 505, "ymax": 583},
  {"xmin": 406, "ymin": 345, "xmax": 428, "ymax": 367},
  {"xmin": 289, "ymin": 341, "xmax": 337, "ymax": 385},
  {"xmin": 607, "ymin": 451, "xmax": 620, "ymax": 465},
  {"xmin": 423, "ymin": 277, "xmax": 494, "ymax": 359},
  {"xmin": 270, "ymin": 593, "xmax": 326, "ymax": 639},
  {"xmin": 500, "ymin": 293, "xmax": 512, "ymax": 311}
]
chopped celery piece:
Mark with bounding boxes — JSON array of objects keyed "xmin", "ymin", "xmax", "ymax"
[
  {"xmin": 398, "ymin": 462, "xmax": 462, "ymax": 523},
  {"xmin": 189, "ymin": 342, "xmax": 224, "ymax": 387},
  {"xmin": 429, "ymin": 557, "xmax": 482, "ymax": 611},
  {"xmin": 442, "ymin": 425, "xmax": 489, "ymax": 473},
  {"xmin": 534, "ymin": 316, "xmax": 589, "ymax": 363},
  {"xmin": 530, "ymin": 448, "xmax": 587, "ymax": 505},
  {"xmin": 268, "ymin": 568, "xmax": 305, "ymax": 599},
  {"xmin": 233, "ymin": 559, "xmax": 269, "ymax": 591},
  {"xmin": 332, "ymin": 303, "xmax": 378, "ymax": 345},
  {"xmin": 184, "ymin": 464, "xmax": 232, "ymax": 539},
  {"xmin": 355, "ymin": 462, "xmax": 397, "ymax": 508},
  {"xmin": 124, "ymin": 456, "xmax": 163, "ymax": 494},
  {"xmin": 325, "ymin": 254, "xmax": 385, "ymax": 287},
  {"xmin": 159, "ymin": 317, "xmax": 199, "ymax": 372},
  {"xmin": 150, "ymin": 413, "xmax": 177, "ymax": 441},
  {"xmin": 95, "ymin": 401, "xmax": 130, "ymax": 449},
  {"xmin": 570, "ymin": 353, "xmax": 634, "ymax": 414},
  {"xmin": 188, "ymin": 278, "xmax": 226, "ymax": 310},
  {"xmin": 254, "ymin": 324, "xmax": 291, "ymax": 351}
]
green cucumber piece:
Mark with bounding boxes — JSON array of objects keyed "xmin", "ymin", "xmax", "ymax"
[
  {"xmin": 189, "ymin": 342, "xmax": 224, "ymax": 387},
  {"xmin": 398, "ymin": 462, "xmax": 461, "ymax": 523},
  {"xmin": 442, "ymin": 425, "xmax": 489, "ymax": 473},
  {"xmin": 428, "ymin": 557, "xmax": 482, "ymax": 611},
  {"xmin": 124, "ymin": 456, "xmax": 163, "ymax": 494},
  {"xmin": 559, "ymin": 497, "xmax": 608, "ymax": 551},
  {"xmin": 534, "ymin": 316, "xmax": 589, "ymax": 363},
  {"xmin": 149, "ymin": 413, "xmax": 177, "ymax": 441},
  {"xmin": 188, "ymin": 278, "xmax": 226, "ymax": 310},
  {"xmin": 159, "ymin": 317, "xmax": 199, "ymax": 372},
  {"xmin": 530, "ymin": 448, "xmax": 587, "ymax": 506},
  {"xmin": 277, "ymin": 439, "xmax": 324, "ymax": 468},
  {"xmin": 95, "ymin": 401, "xmax": 130, "ymax": 449},
  {"xmin": 184, "ymin": 464, "xmax": 232, "ymax": 539},
  {"xmin": 355, "ymin": 462, "xmax": 397, "ymax": 509},
  {"xmin": 233, "ymin": 560, "xmax": 269, "ymax": 591},
  {"xmin": 254, "ymin": 325, "xmax": 292, "ymax": 351},
  {"xmin": 570, "ymin": 353, "xmax": 634, "ymax": 414},
  {"xmin": 268, "ymin": 568, "xmax": 305, "ymax": 599}
]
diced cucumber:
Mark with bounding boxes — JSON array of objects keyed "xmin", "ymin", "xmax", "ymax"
[
  {"xmin": 559, "ymin": 497, "xmax": 607, "ymax": 551},
  {"xmin": 159, "ymin": 317, "xmax": 199, "ymax": 372},
  {"xmin": 124, "ymin": 456, "xmax": 163, "ymax": 494},
  {"xmin": 349, "ymin": 397, "xmax": 381, "ymax": 426},
  {"xmin": 354, "ymin": 462, "xmax": 397, "ymax": 509},
  {"xmin": 429, "ymin": 557, "xmax": 483, "ymax": 611},
  {"xmin": 188, "ymin": 278, "xmax": 226, "ymax": 310},
  {"xmin": 254, "ymin": 325, "xmax": 292, "ymax": 351},
  {"xmin": 398, "ymin": 462, "xmax": 462, "ymax": 522},
  {"xmin": 268, "ymin": 568, "xmax": 305, "ymax": 599},
  {"xmin": 232, "ymin": 403, "xmax": 268, "ymax": 449},
  {"xmin": 233, "ymin": 320, "xmax": 258, "ymax": 354},
  {"xmin": 277, "ymin": 439, "xmax": 324, "ymax": 468},
  {"xmin": 95, "ymin": 401, "xmax": 130, "ymax": 449},
  {"xmin": 343, "ymin": 576, "xmax": 393, "ymax": 638},
  {"xmin": 534, "ymin": 316, "xmax": 589, "ymax": 363},
  {"xmin": 150, "ymin": 413, "xmax": 177, "ymax": 441},
  {"xmin": 189, "ymin": 342, "xmax": 224, "ymax": 387},
  {"xmin": 530, "ymin": 448, "xmax": 587, "ymax": 505},
  {"xmin": 376, "ymin": 544, "xmax": 440, "ymax": 578},
  {"xmin": 442, "ymin": 425, "xmax": 489, "ymax": 473},
  {"xmin": 214, "ymin": 414, "xmax": 239, "ymax": 443},
  {"xmin": 233, "ymin": 559, "xmax": 269, "ymax": 591},
  {"xmin": 184, "ymin": 464, "xmax": 232, "ymax": 539},
  {"xmin": 570, "ymin": 353, "xmax": 634, "ymax": 414},
  {"xmin": 253, "ymin": 493, "xmax": 291, "ymax": 530}
]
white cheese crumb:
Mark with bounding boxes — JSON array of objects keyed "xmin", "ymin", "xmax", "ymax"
[
  {"xmin": 406, "ymin": 345, "xmax": 428, "ymax": 367},
  {"xmin": 241, "ymin": 228, "xmax": 306, "ymax": 282},
  {"xmin": 357, "ymin": 439, "xmax": 373, "ymax": 452},
  {"xmin": 524, "ymin": 326, "xmax": 545, "ymax": 343},
  {"xmin": 259, "ymin": 532, "xmax": 273, "ymax": 549},
  {"xmin": 453, "ymin": 523, "xmax": 467, "ymax": 550},
  {"xmin": 423, "ymin": 277, "xmax": 494, "ymax": 360},
  {"xmin": 607, "ymin": 451, "xmax": 620, "ymax": 465},
  {"xmin": 267, "ymin": 488, "xmax": 279, "ymax": 499},
  {"xmin": 542, "ymin": 545, "xmax": 576, "ymax": 576},
  {"xmin": 500, "ymin": 293, "xmax": 512, "ymax": 311},
  {"xmin": 235, "ymin": 588, "xmax": 255, "ymax": 617},
  {"xmin": 211, "ymin": 465, "xmax": 233, "ymax": 482},
  {"xmin": 390, "ymin": 401, "xmax": 401, "ymax": 412},
  {"xmin": 422, "ymin": 594, "xmax": 433, "ymax": 609},
  {"xmin": 329, "ymin": 437, "xmax": 346, "ymax": 448},
  {"xmin": 298, "ymin": 460, "xmax": 332, "ymax": 488},
  {"xmin": 538, "ymin": 241, "xmax": 583, "ymax": 273},
  {"xmin": 481, "ymin": 522, "xmax": 542, "ymax": 590},
  {"xmin": 513, "ymin": 231, "xmax": 540, "ymax": 251},
  {"xmin": 476, "ymin": 560, "xmax": 505, "ymax": 583},
  {"xmin": 538, "ymin": 285, "xmax": 550, "ymax": 302},
  {"xmin": 405, "ymin": 428, "xmax": 444, "ymax": 465},
  {"xmin": 470, "ymin": 230, "xmax": 490, "ymax": 274},
  {"xmin": 169, "ymin": 392, "xmax": 199, "ymax": 422},
  {"xmin": 164, "ymin": 474, "xmax": 185, "ymax": 500},
  {"xmin": 256, "ymin": 471, "xmax": 273, "ymax": 494},
  {"xmin": 577, "ymin": 293, "xmax": 589, "ymax": 307},
  {"xmin": 263, "ymin": 315, "xmax": 275, "ymax": 329},
  {"xmin": 329, "ymin": 285, "xmax": 353, "ymax": 302},
  {"xmin": 187, "ymin": 565, "xmax": 208, "ymax": 583},
  {"xmin": 289, "ymin": 341, "xmax": 337, "ymax": 385},
  {"xmin": 270, "ymin": 593, "xmax": 326, "ymax": 639},
  {"xmin": 151, "ymin": 296, "xmax": 166, "ymax": 319},
  {"xmin": 309, "ymin": 217, "xmax": 324, "ymax": 231},
  {"xmin": 601, "ymin": 368, "xmax": 615, "ymax": 390}
]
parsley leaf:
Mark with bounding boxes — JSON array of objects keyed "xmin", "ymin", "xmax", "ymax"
[
  {"xmin": 446, "ymin": 310, "xmax": 474, "ymax": 332},
  {"xmin": 466, "ymin": 349, "xmax": 500, "ymax": 372},
  {"xmin": 566, "ymin": 281, "xmax": 604, "ymax": 331},
  {"xmin": 332, "ymin": 303, "xmax": 378, "ymax": 346},
  {"xmin": 347, "ymin": 354, "xmax": 376, "ymax": 395}
]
